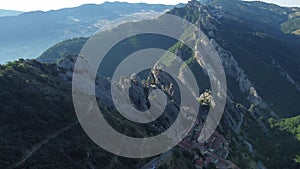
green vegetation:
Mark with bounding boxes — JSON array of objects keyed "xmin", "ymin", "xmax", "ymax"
[
  {"xmin": 6, "ymin": 1, "xmax": 300, "ymax": 169},
  {"xmin": 281, "ymin": 17, "xmax": 300, "ymax": 35},
  {"xmin": 276, "ymin": 116, "xmax": 300, "ymax": 140},
  {"xmin": 267, "ymin": 116, "xmax": 300, "ymax": 166},
  {"xmin": 217, "ymin": 17, "xmax": 300, "ymax": 118},
  {"xmin": 169, "ymin": 4, "xmax": 200, "ymax": 24},
  {"xmin": 0, "ymin": 59, "xmax": 152, "ymax": 168},
  {"xmin": 159, "ymin": 42, "xmax": 181, "ymax": 67},
  {"xmin": 37, "ymin": 37, "xmax": 88, "ymax": 63},
  {"xmin": 0, "ymin": 59, "xmax": 75, "ymax": 167}
]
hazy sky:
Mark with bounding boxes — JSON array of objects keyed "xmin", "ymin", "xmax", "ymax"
[{"xmin": 0, "ymin": 0, "xmax": 299, "ymax": 12}]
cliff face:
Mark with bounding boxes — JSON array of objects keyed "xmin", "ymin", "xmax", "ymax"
[
  {"xmin": 37, "ymin": 1, "xmax": 300, "ymax": 167},
  {"xmin": 167, "ymin": 0, "xmax": 300, "ymax": 168},
  {"xmin": 2, "ymin": 1, "xmax": 300, "ymax": 169},
  {"xmin": 55, "ymin": 52, "xmax": 239, "ymax": 169}
]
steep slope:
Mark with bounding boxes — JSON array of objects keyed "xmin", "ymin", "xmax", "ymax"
[
  {"xmin": 209, "ymin": 0, "xmax": 300, "ymax": 36},
  {"xmin": 214, "ymin": 0, "xmax": 300, "ymax": 117},
  {"xmin": 281, "ymin": 10, "xmax": 300, "ymax": 35},
  {"xmin": 40, "ymin": 0, "xmax": 300, "ymax": 117},
  {"xmin": 0, "ymin": 59, "xmax": 155, "ymax": 169},
  {"xmin": 168, "ymin": 1, "xmax": 300, "ymax": 168},
  {"xmin": 0, "ymin": 56, "xmax": 238, "ymax": 169},
  {"xmin": 2, "ymin": 0, "xmax": 300, "ymax": 169}
]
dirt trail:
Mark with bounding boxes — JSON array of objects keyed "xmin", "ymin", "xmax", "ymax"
[{"xmin": 7, "ymin": 122, "xmax": 78, "ymax": 169}]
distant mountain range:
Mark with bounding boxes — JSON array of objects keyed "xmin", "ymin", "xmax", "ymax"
[
  {"xmin": 1, "ymin": 0, "xmax": 300, "ymax": 169},
  {"xmin": 37, "ymin": 1, "xmax": 300, "ymax": 167},
  {"xmin": 0, "ymin": 9, "xmax": 23, "ymax": 17},
  {"xmin": 0, "ymin": 2, "xmax": 181, "ymax": 64},
  {"xmin": 40, "ymin": 0, "xmax": 300, "ymax": 118}
]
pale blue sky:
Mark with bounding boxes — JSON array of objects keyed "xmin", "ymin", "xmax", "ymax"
[{"xmin": 0, "ymin": 0, "xmax": 299, "ymax": 12}]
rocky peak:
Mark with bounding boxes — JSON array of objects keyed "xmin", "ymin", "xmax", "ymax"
[{"xmin": 187, "ymin": 0, "xmax": 201, "ymax": 7}]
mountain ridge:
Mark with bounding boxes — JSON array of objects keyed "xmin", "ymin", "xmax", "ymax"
[
  {"xmin": 1, "ymin": 0, "xmax": 300, "ymax": 168},
  {"xmin": 0, "ymin": 9, "xmax": 22, "ymax": 17},
  {"xmin": 37, "ymin": 1, "xmax": 300, "ymax": 168},
  {"xmin": 0, "ymin": 2, "xmax": 182, "ymax": 64}
]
